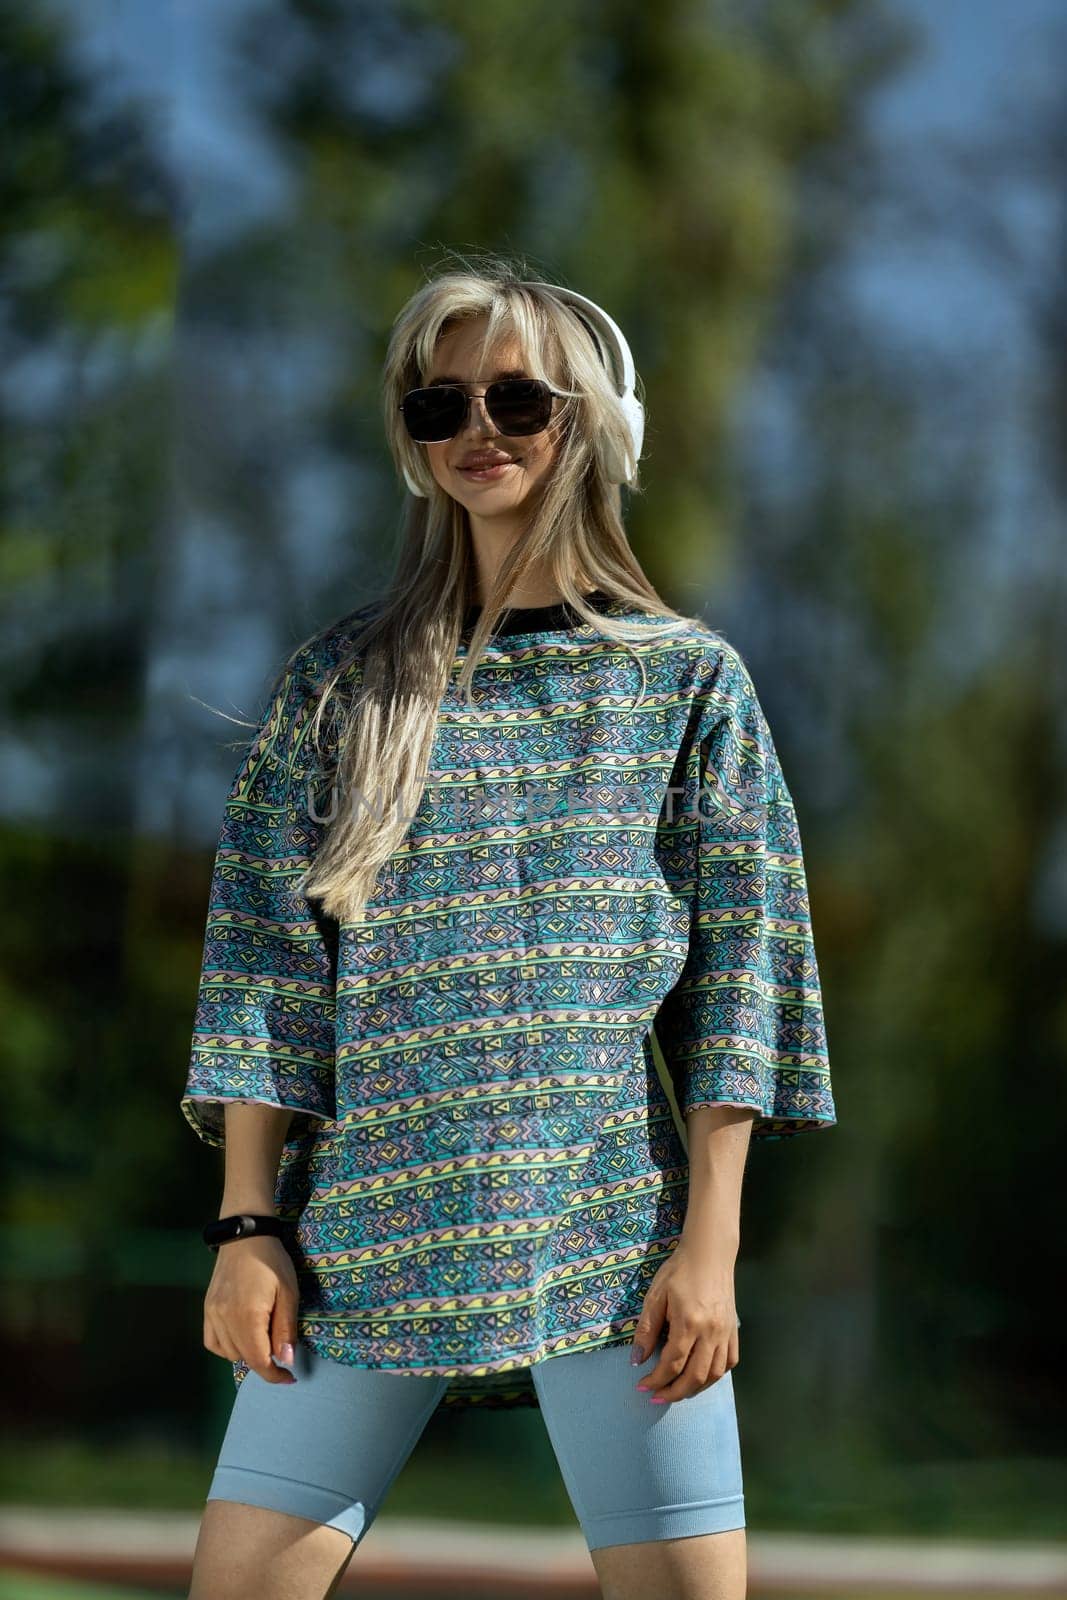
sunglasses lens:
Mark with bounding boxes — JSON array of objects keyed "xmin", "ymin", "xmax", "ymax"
[
  {"xmin": 401, "ymin": 379, "xmax": 554, "ymax": 441},
  {"xmin": 487, "ymin": 379, "xmax": 553, "ymax": 435},
  {"xmin": 401, "ymin": 387, "xmax": 467, "ymax": 442}
]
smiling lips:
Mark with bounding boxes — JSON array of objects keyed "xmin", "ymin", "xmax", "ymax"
[{"xmin": 457, "ymin": 452, "xmax": 516, "ymax": 469}]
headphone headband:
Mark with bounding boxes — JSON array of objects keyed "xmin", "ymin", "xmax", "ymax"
[{"xmin": 523, "ymin": 282, "xmax": 638, "ymax": 401}]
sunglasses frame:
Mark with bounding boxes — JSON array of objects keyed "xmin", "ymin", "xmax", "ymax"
[{"xmin": 398, "ymin": 377, "xmax": 568, "ymax": 443}]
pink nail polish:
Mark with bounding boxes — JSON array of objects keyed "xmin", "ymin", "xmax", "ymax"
[
  {"xmin": 650, "ymin": 1396, "xmax": 668, "ymax": 1404},
  {"xmin": 636, "ymin": 1383, "xmax": 650, "ymax": 1392}
]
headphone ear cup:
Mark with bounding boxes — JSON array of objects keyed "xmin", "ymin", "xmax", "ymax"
[
  {"xmin": 603, "ymin": 390, "xmax": 645, "ymax": 485},
  {"xmin": 621, "ymin": 390, "xmax": 645, "ymax": 463}
]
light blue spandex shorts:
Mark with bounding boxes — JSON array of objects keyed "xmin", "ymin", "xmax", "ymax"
[{"xmin": 206, "ymin": 1334, "xmax": 745, "ymax": 1553}]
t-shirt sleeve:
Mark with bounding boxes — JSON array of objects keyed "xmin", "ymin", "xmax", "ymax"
[
  {"xmin": 179, "ymin": 652, "xmax": 339, "ymax": 1150},
  {"xmin": 653, "ymin": 642, "xmax": 836, "ymax": 1141}
]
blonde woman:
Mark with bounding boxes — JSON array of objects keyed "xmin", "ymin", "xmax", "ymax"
[{"xmin": 183, "ymin": 258, "xmax": 836, "ymax": 1600}]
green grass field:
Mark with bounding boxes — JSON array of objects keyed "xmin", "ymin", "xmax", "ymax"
[
  {"xmin": 3, "ymin": 1436, "xmax": 1067, "ymax": 1539},
  {"xmin": 0, "ymin": 1579, "xmax": 182, "ymax": 1600}
]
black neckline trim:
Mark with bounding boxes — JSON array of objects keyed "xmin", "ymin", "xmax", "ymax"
[{"xmin": 461, "ymin": 588, "xmax": 617, "ymax": 638}]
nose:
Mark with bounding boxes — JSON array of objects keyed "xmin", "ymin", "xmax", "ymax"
[{"xmin": 460, "ymin": 392, "xmax": 497, "ymax": 437}]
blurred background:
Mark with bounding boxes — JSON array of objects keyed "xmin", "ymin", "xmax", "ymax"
[{"xmin": 1, "ymin": 0, "xmax": 1064, "ymax": 1596}]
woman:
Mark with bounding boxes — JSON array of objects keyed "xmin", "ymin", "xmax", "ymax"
[{"xmin": 183, "ymin": 260, "xmax": 836, "ymax": 1600}]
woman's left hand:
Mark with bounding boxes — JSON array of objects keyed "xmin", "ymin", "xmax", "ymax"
[{"xmin": 630, "ymin": 1240, "xmax": 740, "ymax": 1402}]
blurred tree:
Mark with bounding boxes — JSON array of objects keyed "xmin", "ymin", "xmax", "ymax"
[
  {"xmin": 728, "ymin": 18, "xmax": 1067, "ymax": 1490},
  {"xmin": 0, "ymin": 0, "xmax": 175, "ymax": 1215}
]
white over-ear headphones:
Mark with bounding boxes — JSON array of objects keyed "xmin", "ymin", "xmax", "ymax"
[{"xmin": 400, "ymin": 283, "xmax": 645, "ymax": 498}]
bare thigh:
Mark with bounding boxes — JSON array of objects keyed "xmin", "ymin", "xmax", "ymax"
[
  {"xmin": 591, "ymin": 1526, "xmax": 747, "ymax": 1600},
  {"xmin": 190, "ymin": 1498, "xmax": 354, "ymax": 1600}
]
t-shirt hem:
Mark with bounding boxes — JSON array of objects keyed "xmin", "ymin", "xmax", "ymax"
[{"xmin": 230, "ymin": 1312, "xmax": 649, "ymax": 1409}]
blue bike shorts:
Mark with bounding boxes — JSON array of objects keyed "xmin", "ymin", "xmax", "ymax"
[{"xmin": 206, "ymin": 1335, "xmax": 745, "ymax": 1554}]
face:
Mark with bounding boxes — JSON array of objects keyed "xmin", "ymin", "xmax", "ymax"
[{"xmin": 420, "ymin": 318, "xmax": 562, "ymax": 518}]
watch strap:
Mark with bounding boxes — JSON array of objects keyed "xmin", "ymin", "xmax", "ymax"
[{"xmin": 202, "ymin": 1213, "xmax": 287, "ymax": 1251}]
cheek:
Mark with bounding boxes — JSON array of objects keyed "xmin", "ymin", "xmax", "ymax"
[
  {"xmin": 520, "ymin": 435, "xmax": 557, "ymax": 478},
  {"xmin": 426, "ymin": 446, "xmax": 456, "ymax": 492}
]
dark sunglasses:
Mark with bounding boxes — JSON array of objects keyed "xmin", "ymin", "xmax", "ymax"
[{"xmin": 398, "ymin": 377, "xmax": 564, "ymax": 443}]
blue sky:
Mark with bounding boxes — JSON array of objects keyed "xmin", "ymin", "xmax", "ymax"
[{"xmin": 872, "ymin": 0, "xmax": 1061, "ymax": 138}]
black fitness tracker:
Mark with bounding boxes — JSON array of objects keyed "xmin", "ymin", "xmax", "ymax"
[{"xmin": 202, "ymin": 1213, "xmax": 287, "ymax": 1251}]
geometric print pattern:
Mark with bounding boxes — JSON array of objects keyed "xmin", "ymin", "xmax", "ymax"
[{"xmin": 181, "ymin": 593, "xmax": 835, "ymax": 1409}]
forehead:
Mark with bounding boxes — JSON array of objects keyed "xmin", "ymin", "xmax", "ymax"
[{"xmin": 425, "ymin": 320, "xmax": 531, "ymax": 385}]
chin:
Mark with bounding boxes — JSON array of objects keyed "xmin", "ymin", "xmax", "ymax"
[{"xmin": 462, "ymin": 492, "xmax": 531, "ymax": 516}]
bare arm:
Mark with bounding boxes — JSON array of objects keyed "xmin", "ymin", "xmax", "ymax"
[
  {"xmin": 219, "ymin": 1102, "xmax": 293, "ymax": 1216},
  {"xmin": 202, "ymin": 1103, "xmax": 302, "ymax": 1384},
  {"xmin": 680, "ymin": 1103, "xmax": 758, "ymax": 1255},
  {"xmin": 629, "ymin": 1104, "xmax": 757, "ymax": 1400}
]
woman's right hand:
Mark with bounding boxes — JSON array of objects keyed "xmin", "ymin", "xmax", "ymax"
[{"xmin": 203, "ymin": 1234, "xmax": 300, "ymax": 1384}]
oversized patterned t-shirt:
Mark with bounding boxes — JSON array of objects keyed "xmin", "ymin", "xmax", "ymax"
[{"xmin": 180, "ymin": 591, "xmax": 836, "ymax": 1409}]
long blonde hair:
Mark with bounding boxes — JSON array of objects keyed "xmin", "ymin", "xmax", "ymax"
[{"xmin": 295, "ymin": 251, "xmax": 696, "ymax": 923}]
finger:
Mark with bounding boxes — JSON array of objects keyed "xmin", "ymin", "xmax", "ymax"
[
  {"xmin": 630, "ymin": 1296, "xmax": 667, "ymax": 1366},
  {"xmin": 270, "ymin": 1288, "xmax": 300, "ymax": 1371},
  {"xmin": 204, "ymin": 1311, "xmax": 241, "ymax": 1364},
  {"xmin": 635, "ymin": 1335, "xmax": 692, "ymax": 1397},
  {"xmin": 242, "ymin": 1310, "xmax": 295, "ymax": 1385},
  {"xmin": 655, "ymin": 1343, "xmax": 726, "ymax": 1403}
]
